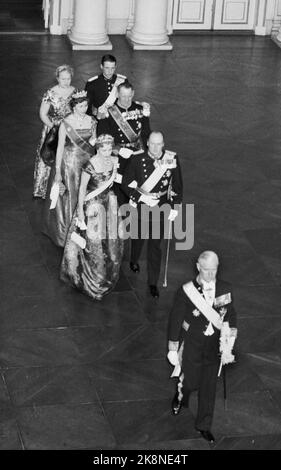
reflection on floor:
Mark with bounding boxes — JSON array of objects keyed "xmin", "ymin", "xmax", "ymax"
[{"xmin": 0, "ymin": 34, "xmax": 281, "ymax": 450}]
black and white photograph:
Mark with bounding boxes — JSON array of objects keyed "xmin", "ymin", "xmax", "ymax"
[{"xmin": 0, "ymin": 0, "xmax": 281, "ymax": 455}]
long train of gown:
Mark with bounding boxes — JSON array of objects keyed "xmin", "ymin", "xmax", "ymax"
[
  {"xmin": 42, "ymin": 123, "xmax": 96, "ymax": 247},
  {"xmin": 33, "ymin": 88, "xmax": 74, "ymax": 199},
  {"xmin": 60, "ymin": 161, "xmax": 124, "ymax": 300}
]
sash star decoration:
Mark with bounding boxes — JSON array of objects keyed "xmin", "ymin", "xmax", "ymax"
[{"xmin": 192, "ymin": 309, "xmax": 200, "ymax": 317}]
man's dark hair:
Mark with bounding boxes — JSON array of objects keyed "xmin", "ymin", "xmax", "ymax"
[
  {"xmin": 117, "ymin": 80, "xmax": 134, "ymax": 92},
  {"xmin": 101, "ymin": 54, "xmax": 116, "ymax": 65}
]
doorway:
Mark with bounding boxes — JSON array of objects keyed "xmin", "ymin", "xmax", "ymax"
[{"xmin": 172, "ymin": 0, "xmax": 257, "ymax": 31}]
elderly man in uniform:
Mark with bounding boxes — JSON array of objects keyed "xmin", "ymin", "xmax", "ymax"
[
  {"xmin": 167, "ymin": 251, "xmax": 238, "ymax": 442},
  {"xmin": 85, "ymin": 54, "xmax": 126, "ymax": 119},
  {"xmin": 122, "ymin": 131, "xmax": 183, "ymax": 298},
  {"xmin": 98, "ymin": 80, "xmax": 151, "ymax": 206}
]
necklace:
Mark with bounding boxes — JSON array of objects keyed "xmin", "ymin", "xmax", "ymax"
[
  {"xmin": 94, "ymin": 156, "xmax": 113, "ymax": 173},
  {"xmin": 74, "ymin": 113, "xmax": 87, "ymax": 127},
  {"xmin": 57, "ymin": 85, "xmax": 72, "ymax": 98}
]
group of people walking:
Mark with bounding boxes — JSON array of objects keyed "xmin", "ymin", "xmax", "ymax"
[
  {"xmin": 33, "ymin": 55, "xmax": 237, "ymax": 444},
  {"xmin": 33, "ymin": 54, "xmax": 183, "ymax": 301}
]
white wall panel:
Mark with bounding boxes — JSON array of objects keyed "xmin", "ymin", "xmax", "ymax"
[{"xmin": 108, "ymin": 0, "xmax": 131, "ymax": 33}]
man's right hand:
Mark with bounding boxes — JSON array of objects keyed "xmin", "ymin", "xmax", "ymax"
[
  {"xmin": 167, "ymin": 350, "xmax": 179, "ymax": 366},
  {"xmin": 139, "ymin": 194, "xmax": 159, "ymax": 207}
]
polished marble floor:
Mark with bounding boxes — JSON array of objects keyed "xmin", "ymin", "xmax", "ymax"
[
  {"xmin": 0, "ymin": 34, "xmax": 281, "ymax": 450},
  {"xmin": 0, "ymin": 2, "xmax": 44, "ymax": 34}
]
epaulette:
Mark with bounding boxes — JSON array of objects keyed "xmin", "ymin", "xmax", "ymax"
[
  {"xmin": 135, "ymin": 101, "xmax": 148, "ymax": 108},
  {"xmin": 87, "ymin": 75, "xmax": 98, "ymax": 82},
  {"xmin": 117, "ymin": 73, "xmax": 126, "ymax": 79}
]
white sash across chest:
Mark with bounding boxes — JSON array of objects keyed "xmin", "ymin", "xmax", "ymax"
[{"xmin": 182, "ymin": 281, "xmax": 222, "ymax": 331}]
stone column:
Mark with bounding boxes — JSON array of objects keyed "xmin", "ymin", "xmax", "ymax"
[
  {"xmin": 49, "ymin": 0, "xmax": 62, "ymax": 35},
  {"xmin": 69, "ymin": 0, "xmax": 112, "ymax": 50},
  {"xmin": 127, "ymin": 0, "xmax": 172, "ymax": 50},
  {"xmin": 255, "ymin": 0, "xmax": 267, "ymax": 35}
]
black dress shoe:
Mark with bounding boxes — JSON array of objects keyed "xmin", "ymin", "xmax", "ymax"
[
  {"xmin": 149, "ymin": 285, "xmax": 159, "ymax": 298},
  {"xmin": 130, "ymin": 262, "xmax": 140, "ymax": 273},
  {"xmin": 171, "ymin": 393, "xmax": 182, "ymax": 415},
  {"xmin": 197, "ymin": 430, "xmax": 215, "ymax": 443}
]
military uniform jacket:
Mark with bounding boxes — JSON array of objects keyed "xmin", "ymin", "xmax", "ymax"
[
  {"xmin": 122, "ymin": 150, "xmax": 183, "ymax": 209},
  {"xmin": 85, "ymin": 73, "xmax": 126, "ymax": 115},
  {"xmin": 97, "ymin": 101, "xmax": 151, "ymax": 149},
  {"xmin": 168, "ymin": 279, "xmax": 237, "ymax": 366}
]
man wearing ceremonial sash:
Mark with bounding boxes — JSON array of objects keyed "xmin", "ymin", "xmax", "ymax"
[
  {"xmin": 122, "ymin": 131, "xmax": 183, "ymax": 298},
  {"xmin": 85, "ymin": 54, "xmax": 126, "ymax": 119},
  {"xmin": 98, "ymin": 81, "xmax": 151, "ymax": 206},
  {"xmin": 167, "ymin": 251, "xmax": 237, "ymax": 443}
]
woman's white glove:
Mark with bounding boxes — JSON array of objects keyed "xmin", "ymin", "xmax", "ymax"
[
  {"xmin": 168, "ymin": 209, "xmax": 178, "ymax": 221},
  {"xmin": 167, "ymin": 350, "xmax": 179, "ymax": 366}
]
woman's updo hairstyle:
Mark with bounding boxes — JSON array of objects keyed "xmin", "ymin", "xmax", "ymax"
[
  {"xmin": 95, "ymin": 134, "xmax": 114, "ymax": 150},
  {"xmin": 55, "ymin": 64, "xmax": 74, "ymax": 79},
  {"xmin": 69, "ymin": 90, "xmax": 89, "ymax": 110}
]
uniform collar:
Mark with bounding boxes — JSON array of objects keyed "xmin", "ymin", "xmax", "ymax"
[
  {"xmin": 102, "ymin": 73, "xmax": 116, "ymax": 82},
  {"xmin": 116, "ymin": 101, "xmax": 134, "ymax": 111},
  {"xmin": 147, "ymin": 150, "xmax": 164, "ymax": 161},
  {"xmin": 194, "ymin": 277, "xmax": 216, "ymax": 291}
]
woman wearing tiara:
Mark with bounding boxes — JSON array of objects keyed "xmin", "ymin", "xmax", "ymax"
[
  {"xmin": 60, "ymin": 134, "xmax": 124, "ymax": 300},
  {"xmin": 33, "ymin": 64, "xmax": 76, "ymax": 199},
  {"xmin": 42, "ymin": 90, "xmax": 97, "ymax": 247}
]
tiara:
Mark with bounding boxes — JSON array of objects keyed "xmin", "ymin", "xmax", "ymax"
[
  {"xmin": 96, "ymin": 134, "xmax": 114, "ymax": 145},
  {"xmin": 72, "ymin": 90, "xmax": 87, "ymax": 99}
]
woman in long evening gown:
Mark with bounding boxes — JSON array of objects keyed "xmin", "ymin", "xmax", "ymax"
[
  {"xmin": 42, "ymin": 91, "xmax": 97, "ymax": 247},
  {"xmin": 33, "ymin": 64, "xmax": 76, "ymax": 199},
  {"xmin": 60, "ymin": 134, "xmax": 124, "ymax": 300}
]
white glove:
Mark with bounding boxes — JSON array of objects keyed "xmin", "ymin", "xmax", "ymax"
[
  {"xmin": 219, "ymin": 322, "xmax": 237, "ymax": 365},
  {"xmin": 75, "ymin": 218, "xmax": 87, "ymax": 230},
  {"xmin": 168, "ymin": 209, "xmax": 178, "ymax": 221},
  {"xmin": 119, "ymin": 148, "xmax": 133, "ymax": 159},
  {"xmin": 141, "ymin": 102, "xmax": 151, "ymax": 117},
  {"xmin": 139, "ymin": 194, "xmax": 159, "ymax": 207},
  {"xmin": 49, "ymin": 182, "xmax": 60, "ymax": 209},
  {"xmin": 89, "ymin": 136, "xmax": 96, "ymax": 146},
  {"xmin": 71, "ymin": 232, "xmax": 86, "ymax": 249},
  {"xmin": 97, "ymin": 105, "xmax": 109, "ymax": 119},
  {"xmin": 221, "ymin": 351, "xmax": 235, "ymax": 365},
  {"xmin": 114, "ymin": 173, "xmax": 122, "ymax": 184},
  {"xmin": 228, "ymin": 335, "xmax": 236, "ymax": 350},
  {"xmin": 167, "ymin": 350, "xmax": 179, "ymax": 366}
]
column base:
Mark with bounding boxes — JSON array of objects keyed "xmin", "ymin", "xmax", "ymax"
[
  {"xmin": 126, "ymin": 34, "xmax": 172, "ymax": 50},
  {"xmin": 254, "ymin": 26, "xmax": 266, "ymax": 36},
  {"xmin": 68, "ymin": 34, "xmax": 112, "ymax": 50},
  {"xmin": 50, "ymin": 25, "xmax": 63, "ymax": 35}
]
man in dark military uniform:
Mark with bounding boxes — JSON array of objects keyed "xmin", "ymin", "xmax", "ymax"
[
  {"xmin": 167, "ymin": 251, "xmax": 238, "ymax": 443},
  {"xmin": 85, "ymin": 54, "xmax": 126, "ymax": 119},
  {"xmin": 122, "ymin": 131, "xmax": 183, "ymax": 298},
  {"xmin": 98, "ymin": 81, "xmax": 152, "ymax": 206}
]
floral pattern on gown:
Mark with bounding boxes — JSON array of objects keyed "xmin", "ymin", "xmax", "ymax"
[
  {"xmin": 42, "ymin": 120, "xmax": 97, "ymax": 247},
  {"xmin": 60, "ymin": 161, "xmax": 124, "ymax": 300},
  {"xmin": 33, "ymin": 88, "xmax": 75, "ymax": 199}
]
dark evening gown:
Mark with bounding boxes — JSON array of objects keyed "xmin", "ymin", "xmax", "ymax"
[
  {"xmin": 60, "ymin": 160, "xmax": 124, "ymax": 300},
  {"xmin": 42, "ymin": 119, "xmax": 97, "ymax": 247},
  {"xmin": 33, "ymin": 88, "xmax": 75, "ymax": 199}
]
